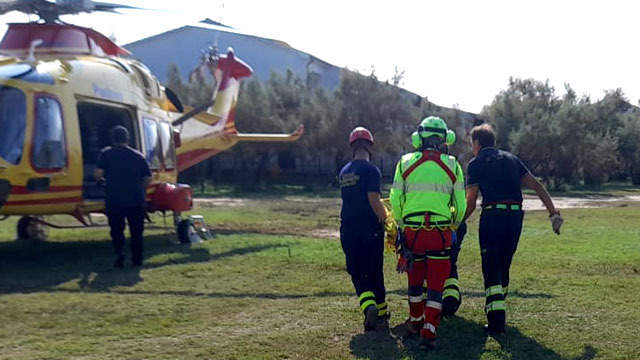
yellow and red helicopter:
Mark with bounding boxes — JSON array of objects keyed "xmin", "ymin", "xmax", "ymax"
[{"xmin": 0, "ymin": 0, "xmax": 303, "ymax": 242}]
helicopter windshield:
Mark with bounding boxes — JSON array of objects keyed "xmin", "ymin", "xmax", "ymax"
[
  {"xmin": 32, "ymin": 96, "xmax": 66, "ymax": 170},
  {"xmin": 0, "ymin": 86, "xmax": 26, "ymax": 165}
]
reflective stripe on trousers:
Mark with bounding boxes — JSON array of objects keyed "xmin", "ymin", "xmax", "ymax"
[{"xmin": 359, "ymin": 291, "xmax": 377, "ymax": 312}]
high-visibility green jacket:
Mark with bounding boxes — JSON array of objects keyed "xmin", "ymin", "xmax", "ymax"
[{"xmin": 389, "ymin": 150, "xmax": 466, "ymax": 228}]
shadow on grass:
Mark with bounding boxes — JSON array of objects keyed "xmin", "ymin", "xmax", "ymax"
[
  {"xmin": 350, "ymin": 316, "xmax": 596, "ymax": 360},
  {"xmin": 384, "ymin": 288, "xmax": 556, "ymax": 299},
  {"xmin": 39, "ymin": 288, "xmax": 363, "ymax": 300},
  {"xmin": 0, "ymin": 234, "xmax": 283, "ymax": 295},
  {"xmin": 350, "ymin": 320, "xmax": 402, "ymax": 360},
  {"xmin": 461, "ymin": 290, "xmax": 556, "ymax": 299}
]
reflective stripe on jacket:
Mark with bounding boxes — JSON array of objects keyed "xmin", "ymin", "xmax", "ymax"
[{"xmin": 389, "ymin": 150, "xmax": 466, "ymax": 227}]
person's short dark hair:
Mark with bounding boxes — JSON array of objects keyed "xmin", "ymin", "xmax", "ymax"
[
  {"xmin": 472, "ymin": 117, "xmax": 486, "ymax": 127},
  {"xmin": 110, "ymin": 126, "xmax": 129, "ymax": 145},
  {"xmin": 351, "ymin": 139, "xmax": 372, "ymax": 151},
  {"xmin": 470, "ymin": 123, "xmax": 496, "ymax": 148}
]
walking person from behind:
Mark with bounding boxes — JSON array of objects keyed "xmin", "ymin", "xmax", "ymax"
[
  {"xmin": 389, "ymin": 116, "xmax": 466, "ymax": 350},
  {"xmin": 94, "ymin": 126, "xmax": 152, "ymax": 268},
  {"xmin": 339, "ymin": 127, "xmax": 389, "ymax": 331},
  {"xmin": 463, "ymin": 123, "xmax": 563, "ymax": 336},
  {"xmin": 429, "ymin": 144, "xmax": 469, "ymax": 318}
]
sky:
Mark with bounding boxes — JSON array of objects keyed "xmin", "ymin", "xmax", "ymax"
[{"xmin": 1, "ymin": 0, "xmax": 640, "ymax": 113}]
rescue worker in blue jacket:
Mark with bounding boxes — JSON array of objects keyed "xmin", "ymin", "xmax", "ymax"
[
  {"xmin": 463, "ymin": 123, "xmax": 564, "ymax": 336},
  {"xmin": 338, "ymin": 126, "xmax": 389, "ymax": 331}
]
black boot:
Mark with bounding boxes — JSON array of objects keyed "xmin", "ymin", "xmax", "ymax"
[
  {"xmin": 419, "ymin": 337, "xmax": 437, "ymax": 351},
  {"xmin": 483, "ymin": 324, "xmax": 505, "ymax": 337},
  {"xmin": 441, "ymin": 296, "xmax": 461, "ymax": 317},
  {"xmin": 363, "ymin": 305, "xmax": 378, "ymax": 331}
]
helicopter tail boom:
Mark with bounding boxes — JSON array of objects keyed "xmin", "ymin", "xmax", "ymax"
[
  {"xmin": 233, "ymin": 125, "xmax": 305, "ymax": 142},
  {"xmin": 175, "ymin": 49, "xmax": 303, "ymax": 172}
]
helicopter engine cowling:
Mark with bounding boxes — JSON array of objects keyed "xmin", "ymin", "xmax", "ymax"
[{"xmin": 149, "ymin": 183, "xmax": 193, "ymax": 213}]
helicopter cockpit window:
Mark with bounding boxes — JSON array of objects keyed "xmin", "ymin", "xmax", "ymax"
[
  {"xmin": 131, "ymin": 64, "xmax": 161, "ymax": 99},
  {"xmin": 0, "ymin": 86, "xmax": 26, "ymax": 165},
  {"xmin": 158, "ymin": 122, "xmax": 176, "ymax": 170},
  {"xmin": 32, "ymin": 96, "xmax": 66, "ymax": 170},
  {"xmin": 143, "ymin": 118, "xmax": 162, "ymax": 170}
]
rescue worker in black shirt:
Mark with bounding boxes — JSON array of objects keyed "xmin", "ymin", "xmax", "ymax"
[
  {"xmin": 338, "ymin": 126, "xmax": 389, "ymax": 331},
  {"xmin": 94, "ymin": 126, "xmax": 152, "ymax": 268},
  {"xmin": 463, "ymin": 124, "xmax": 564, "ymax": 336}
]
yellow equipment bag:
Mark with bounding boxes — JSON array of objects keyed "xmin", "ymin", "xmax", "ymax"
[{"xmin": 382, "ymin": 199, "xmax": 398, "ymax": 253}]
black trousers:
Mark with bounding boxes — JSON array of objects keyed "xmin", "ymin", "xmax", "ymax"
[
  {"xmin": 340, "ymin": 222, "xmax": 386, "ymax": 313},
  {"xmin": 450, "ymin": 222, "xmax": 467, "ymax": 279},
  {"xmin": 441, "ymin": 222, "xmax": 466, "ymax": 316},
  {"xmin": 107, "ymin": 205, "xmax": 146, "ymax": 264},
  {"xmin": 478, "ymin": 209, "xmax": 524, "ymax": 331}
]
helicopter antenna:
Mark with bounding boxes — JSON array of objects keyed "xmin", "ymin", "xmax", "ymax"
[
  {"xmin": 212, "ymin": 0, "xmax": 223, "ymax": 56},
  {"xmin": 27, "ymin": 39, "xmax": 43, "ymax": 62}
]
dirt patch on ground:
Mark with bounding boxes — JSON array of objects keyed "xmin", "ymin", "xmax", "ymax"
[
  {"xmin": 207, "ymin": 223, "xmax": 340, "ymax": 239},
  {"xmin": 195, "ymin": 194, "xmax": 640, "ymax": 211},
  {"xmin": 194, "ymin": 194, "xmax": 640, "ymax": 239},
  {"xmin": 194, "ymin": 198, "xmax": 250, "ymax": 208},
  {"xmin": 309, "ymin": 229, "xmax": 340, "ymax": 239},
  {"xmin": 522, "ymin": 195, "xmax": 640, "ymax": 211}
]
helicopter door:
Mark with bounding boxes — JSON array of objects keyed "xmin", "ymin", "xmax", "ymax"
[
  {"xmin": 77, "ymin": 102, "xmax": 138, "ymax": 200},
  {"xmin": 30, "ymin": 95, "xmax": 68, "ymax": 191}
]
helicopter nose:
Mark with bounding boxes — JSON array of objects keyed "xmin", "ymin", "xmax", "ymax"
[{"xmin": 0, "ymin": 180, "xmax": 11, "ymax": 209}]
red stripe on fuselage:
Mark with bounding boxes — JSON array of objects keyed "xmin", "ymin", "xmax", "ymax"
[
  {"xmin": 10, "ymin": 185, "xmax": 83, "ymax": 195},
  {"xmin": 4, "ymin": 196, "xmax": 83, "ymax": 206}
]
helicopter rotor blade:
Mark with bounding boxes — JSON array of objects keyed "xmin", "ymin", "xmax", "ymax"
[
  {"xmin": 0, "ymin": 0, "xmax": 148, "ymax": 20},
  {"xmin": 0, "ymin": 0, "xmax": 48, "ymax": 16},
  {"xmin": 92, "ymin": 1, "xmax": 146, "ymax": 12}
]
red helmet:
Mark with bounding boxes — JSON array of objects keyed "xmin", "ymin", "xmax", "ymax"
[{"xmin": 349, "ymin": 126, "xmax": 374, "ymax": 145}]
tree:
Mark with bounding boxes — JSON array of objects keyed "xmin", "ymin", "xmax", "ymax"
[
  {"xmin": 481, "ymin": 78, "xmax": 630, "ymax": 186},
  {"xmin": 616, "ymin": 115, "xmax": 640, "ymax": 184},
  {"xmin": 333, "ymin": 68, "xmax": 420, "ymax": 170},
  {"xmin": 165, "ymin": 63, "xmax": 215, "ymax": 107}
]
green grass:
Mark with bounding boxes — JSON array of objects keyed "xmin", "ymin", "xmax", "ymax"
[
  {"xmin": 0, "ymin": 198, "xmax": 639, "ymax": 359},
  {"xmin": 192, "ymin": 179, "xmax": 640, "ymax": 199},
  {"xmin": 190, "ymin": 181, "xmax": 340, "ymax": 198}
]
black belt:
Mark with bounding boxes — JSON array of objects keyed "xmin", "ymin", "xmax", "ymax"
[
  {"xmin": 482, "ymin": 203, "xmax": 522, "ymax": 211},
  {"xmin": 413, "ymin": 248, "xmax": 452, "ymax": 262}
]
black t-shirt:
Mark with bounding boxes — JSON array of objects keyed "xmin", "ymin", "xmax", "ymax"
[
  {"xmin": 339, "ymin": 159, "xmax": 381, "ymax": 224},
  {"xmin": 467, "ymin": 147, "xmax": 530, "ymax": 206},
  {"xmin": 96, "ymin": 146, "xmax": 152, "ymax": 208}
]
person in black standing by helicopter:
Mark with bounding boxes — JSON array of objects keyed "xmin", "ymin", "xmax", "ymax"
[{"xmin": 94, "ymin": 126, "xmax": 152, "ymax": 268}]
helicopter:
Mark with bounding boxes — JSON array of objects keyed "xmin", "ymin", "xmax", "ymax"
[{"xmin": 0, "ymin": 0, "xmax": 304, "ymax": 242}]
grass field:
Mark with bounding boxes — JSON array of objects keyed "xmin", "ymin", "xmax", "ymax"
[
  {"xmin": 1, "ymin": 195, "xmax": 639, "ymax": 360},
  {"xmin": 191, "ymin": 180, "xmax": 640, "ymax": 199}
]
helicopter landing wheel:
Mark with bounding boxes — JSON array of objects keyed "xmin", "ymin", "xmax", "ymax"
[
  {"xmin": 177, "ymin": 219, "xmax": 199, "ymax": 244},
  {"xmin": 16, "ymin": 216, "xmax": 47, "ymax": 241}
]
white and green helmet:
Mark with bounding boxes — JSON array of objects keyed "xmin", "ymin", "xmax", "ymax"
[{"xmin": 411, "ymin": 116, "xmax": 456, "ymax": 149}]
